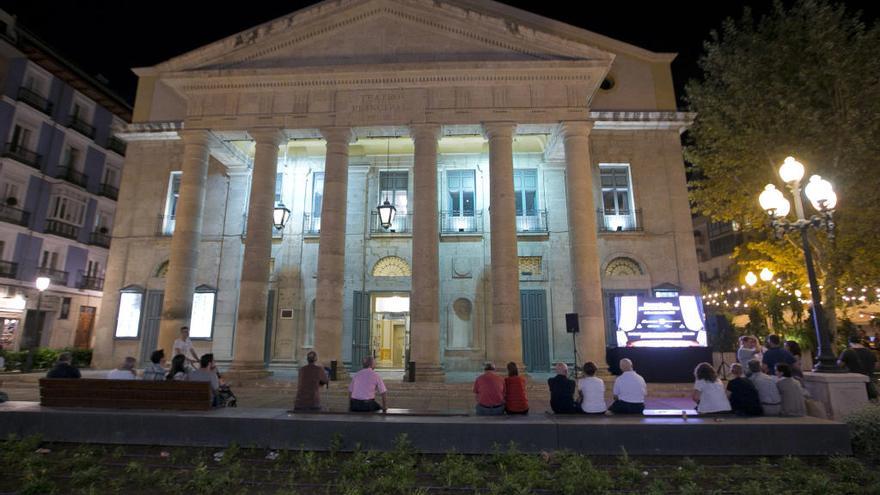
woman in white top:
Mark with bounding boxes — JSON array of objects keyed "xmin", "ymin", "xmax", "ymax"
[
  {"xmin": 692, "ymin": 362, "xmax": 731, "ymax": 414},
  {"xmin": 576, "ymin": 361, "xmax": 607, "ymax": 414}
]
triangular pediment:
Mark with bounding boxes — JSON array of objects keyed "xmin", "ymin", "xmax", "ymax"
[{"xmin": 155, "ymin": 0, "xmax": 614, "ymax": 73}]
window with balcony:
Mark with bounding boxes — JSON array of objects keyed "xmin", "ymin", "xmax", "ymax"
[
  {"xmin": 373, "ymin": 171, "xmax": 409, "ymax": 233},
  {"xmin": 18, "ymin": 70, "xmax": 52, "ymax": 115},
  {"xmin": 46, "ymin": 192, "xmax": 85, "ymax": 240},
  {"xmin": 57, "ymin": 145, "xmax": 88, "ymax": 188},
  {"xmin": 5, "ymin": 123, "xmax": 40, "ymax": 169},
  {"xmin": 599, "ymin": 164, "xmax": 639, "ymax": 232},
  {"xmin": 0, "ymin": 178, "xmax": 29, "ymax": 228},
  {"xmin": 38, "ymin": 248, "xmax": 67, "ymax": 285},
  {"xmin": 443, "ymin": 170, "xmax": 479, "ymax": 233},
  {"xmin": 303, "ymin": 172, "xmax": 323, "ymax": 235},
  {"xmin": 514, "ymin": 169, "xmax": 546, "ymax": 232},
  {"xmin": 100, "ymin": 165, "xmax": 119, "ymax": 200},
  {"xmin": 161, "ymin": 172, "xmax": 181, "ymax": 235},
  {"xmin": 68, "ymin": 99, "xmax": 95, "ymax": 139},
  {"xmin": 81, "ymin": 259, "xmax": 104, "ymax": 290}
]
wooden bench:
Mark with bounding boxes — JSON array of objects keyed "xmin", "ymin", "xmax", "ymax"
[
  {"xmin": 39, "ymin": 378, "xmax": 212, "ymax": 411},
  {"xmin": 289, "ymin": 407, "xmax": 470, "ymax": 416}
]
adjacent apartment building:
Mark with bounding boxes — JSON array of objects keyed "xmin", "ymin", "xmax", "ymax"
[
  {"xmin": 92, "ymin": 0, "xmax": 700, "ymax": 377},
  {"xmin": 0, "ymin": 10, "xmax": 131, "ymax": 352}
]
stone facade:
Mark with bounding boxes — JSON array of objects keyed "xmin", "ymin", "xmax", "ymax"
[{"xmin": 92, "ymin": 0, "xmax": 699, "ymax": 376}]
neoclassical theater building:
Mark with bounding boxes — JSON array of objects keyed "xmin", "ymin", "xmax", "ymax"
[{"xmin": 92, "ymin": 0, "xmax": 699, "ymax": 378}]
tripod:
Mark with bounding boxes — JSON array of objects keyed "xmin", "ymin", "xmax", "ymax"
[
  {"xmin": 716, "ymin": 352, "xmax": 731, "ymax": 381},
  {"xmin": 571, "ymin": 331, "xmax": 580, "ymax": 379}
]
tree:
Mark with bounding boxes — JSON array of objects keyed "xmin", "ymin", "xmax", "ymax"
[{"xmin": 685, "ymin": 0, "xmax": 880, "ymax": 343}]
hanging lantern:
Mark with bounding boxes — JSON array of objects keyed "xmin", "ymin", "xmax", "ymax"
[
  {"xmin": 377, "ymin": 198, "xmax": 396, "ymax": 229},
  {"xmin": 273, "ymin": 203, "xmax": 291, "ymax": 230}
]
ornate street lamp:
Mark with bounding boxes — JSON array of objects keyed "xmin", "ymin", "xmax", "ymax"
[
  {"xmin": 745, "ymin": 271, "xmax": 758, "ymax": 287},
  {"xmin": 273, "ymin": 203, "xmax": 291, "ymax": 231},
  {"xmin": 758, "ymin": 156, "xmax": 839, "ymax": 372},
  {"xmin": 759, "ymin": 267, "xmax": 774, "ymax": 282},
  {"xmin": 24, "ymin": 276, "xmax": 51, "ymax": 372},
  {"xmin": 376, "ymin": 198, "xmax": 396, "ymax": 230}
]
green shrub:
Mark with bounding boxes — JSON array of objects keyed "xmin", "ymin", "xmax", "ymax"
[
  {"xmin": 845, "ymin": 403, "xmax": 880, "ymax": 464},
  {"xmin": 0, "ymin": 347, "xmax": 91, "ymax": 371}
]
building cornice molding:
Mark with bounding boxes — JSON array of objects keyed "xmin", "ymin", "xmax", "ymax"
[{"xmin": 590, "ymin": 111, "xmax": 695, "ymax": 133}]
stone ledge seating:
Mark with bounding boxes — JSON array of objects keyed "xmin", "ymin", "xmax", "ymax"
[{"xmin": 39, "ymin": 378, "xmax": 212, "ymax": 411}]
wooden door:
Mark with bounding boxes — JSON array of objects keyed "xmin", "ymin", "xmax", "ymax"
[
  {"xmin": 520, "ymin": 289, "xmax": 550, "ymax": 372},
  {"xmin": 73, "ymin": 306, "xmax": 96, "ymax": 349}
]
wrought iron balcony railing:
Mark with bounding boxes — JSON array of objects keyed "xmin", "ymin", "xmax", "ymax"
[
  {"xmin": 67, "ymin": 115, "xmax": 96, "ymax": 139},
  {"xmin": 370, "ymin": 212, "xmax": 411, "ymax": 235},
  {"xmin": 55, "ymin": 165, "xmax": 89, "ymax": 189},
  {"xmin": 98, "ymin": 183, "xmax": 119, "ymax": 200},
  {"xmin": 79, "ymin": 274, "xmax": 104, "ymax": 291},
  {"xmin": 0, "ymin": 205, "xmax": 30, "ymax": 227},
  {"xmin": 89, "ymin": 231, "xmax": 111, "ymax": 248},
  {"xmin": 2, "ymin": 142, "xmax": 42, "ymax": 169},
  {"xmin": 106, "ymin": 136, "xmax": 126, "ymax": 156},
  {"xmin": 0, "ymin": 260, "xmax": 18, "ymax": 279},
  {"xmin": 17, "ymin": 86, "xmax": 53, "ymax": 115},
  {"xmin": 44, "ymin": 219, "xmax": 80, "ymax": 240},
  {"xmin": 597, "ymin": 209, "xmax": 643, "ymax": 233},
  {"xmin": 516, "ymin": 210, "xmax": 548, "ymax": 233},
  {"xmin": 36, "ymin": 266, "xmax": 68, "ymax": 286},
  {"xmin": 440, "ymin": 211, "xmax": 483, "ymax": 234}
]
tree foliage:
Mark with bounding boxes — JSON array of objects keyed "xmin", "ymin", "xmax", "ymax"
[{"xmin": 686, "ymin": 0, "xmax": 880, "ymax": 334}]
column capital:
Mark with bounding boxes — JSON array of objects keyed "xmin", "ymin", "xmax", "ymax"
[
  {"xmin": 481, "ymin": 121, "xmax": 517, "ymax": 140},
  {"xmin": 559, "ymin": 121, "xmax": 594, "ymax": 140},
  {"xmin": 248, "ymin": 128, "xmax": 287, "ymax": 147},
  {"xmin": 179, "ymin": 129, "xmax": 212, "ymax": 147},
  {"xmin": 409, "ymin": 123, "xmax": 442, "ymax": 141},
  {"xmin": 320, "ymin": 126, "xmax": 354, "ymax": 144}
]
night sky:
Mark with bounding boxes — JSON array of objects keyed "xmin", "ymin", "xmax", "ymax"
[{"xmin": 1, "ymin": 0, "xmax": 878, "ymax": 107}]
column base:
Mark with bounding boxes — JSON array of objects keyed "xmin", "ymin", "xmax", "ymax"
[
  {"xmin": 802, "ymin": 371, "xmax": 869, "ymax": 420},
  {"xmin": 408, "ymin": 365, "xmax": 446, "ymax": 383}
]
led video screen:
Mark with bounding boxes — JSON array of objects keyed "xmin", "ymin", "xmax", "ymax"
[{"xmin": 614, "ymin": 295, "xmax": 707, "ymax": 348}]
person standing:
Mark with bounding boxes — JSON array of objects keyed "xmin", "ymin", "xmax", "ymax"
[
  {"xmin": 692, "ymin": 362, "xmax": 731, "ymax": 414},
  {"xmin": 548, "ymin": 362, "xmax": 579, "ymax": 414},
  {"xmin": 142, "ymin": 350, "xmax": 166, "ymax": 381},
  {"xmin": 762, "ymin": 335, "xmax": 795, "ymax": 374},
  {"xmin": 45, "ymin": 352, "xmax": 81, "ymax": 379},
  {"xmin": 294, "ymin": 351, "xmax": 329, "ymax": 411},
  {"xmin": 775, "ymin": 363, "xmax": 806, "ymax": 417},
  {"xmin": 737, "ymin": 336, "xmax": 761, "ymax": 365},
  {"xmin": 726, "ymin": 363, "xmax": 762, "ymax": 416},
  {"xmin": 473, "ymin": 362, "xmax": 505, "ymax": 416},
  {"xmin": 349, "ymin": 356, "xmax": 387, "ymax": 412},
  {"xmin": 608, "ymin": 359, "xmax": 647, "ymax": 414},
  {"xmin": 838, "ymin": 334, "xmax": 878, "ymax": 399},
  {"xmin": 503, "ymin": 362, "xmax": 528, "ymax": 415},
  {"xmin": 172, "ymin": 326, "xmax": 200, "ymax": 368},
  {"xmin": 577, "ymin": 361, "xmax": 607, "ymax": 414},
  {"xmin": 746, "ymin": 360, "xmax": 782, "ymax": 416},
  {"xmin": 107, "ymin": 357, "xmax": 137, "ymax": 380}
]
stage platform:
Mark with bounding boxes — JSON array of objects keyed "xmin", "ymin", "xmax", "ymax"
[{"xmin": 0, "ymin": 401, "xmax": 851, "ymax": 456}]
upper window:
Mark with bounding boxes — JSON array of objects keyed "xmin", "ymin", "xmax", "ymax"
[
  {"xmin": 189, "ymin": 285, "xmax": 216, "ymax": 339},
  {"xmin": 115, "ymin": 286, "xmax": 144, "ymax": 338},
  {"xmin": 70, "ymin": 97, "xmax": 94, "ymax": 124},
  {"xmin": 379, "ymin": 171, "xmax": 408, "ymax": 214},
  {"xmin": 102, "ymin": 164, "xmax": 119, "ymax": 187},
  {"xmin": 311, "ymin": 172, "xmax": 324, "ymax": 217},
  {"xmin": 10, "ymin": 122, "xmax": 37, "ymax": 151},
  {"xmin": 513, "ymin": 169, "xmax": 538, "ymax": 216},
  {"xmin": 61, "ymin": 144, "xmax": 84, "ymax": 171},
  {"xmin": 22, "ymin": 68, "xmax": 49, "ymax": 98},
  {"xmin": 162, "ymin": 172, "xmax": 181, "ymax": 235},
  {"xmin": 48, "ymin": 191, "xmax": 86, "ymax": 226},
  {"xmin": 600, "ymin": 165, "xmax": 633, "ymax": 215},
  {"xmin": 275, "ymin": 172, "xmax": 284, "ymax": 205},
  {"xmin": 447, "ymin": 170, "xmax": 475, "ymax": 217}
]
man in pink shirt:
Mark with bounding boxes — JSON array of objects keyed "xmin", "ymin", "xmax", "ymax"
[
  {"xmin": 473, "ymin": 362, "xmax": 505, "ymax": 415},
  {"xmin": 349, "ymin": 356, "xmax": 388, "ymax": 412}
]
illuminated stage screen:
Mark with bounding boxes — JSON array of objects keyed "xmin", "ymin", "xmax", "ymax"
[{"xmin": 614, "ymin": 296, "xmax": 707, "ymax": 348}]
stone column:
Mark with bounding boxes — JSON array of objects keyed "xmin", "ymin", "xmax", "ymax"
[
  {"xmin": 157, "ymin": 130, "xmax": 211, "ymax": 355},
  {"xmin": 313, "ymin": 127, "xmax": 352, "ymax": 374},
  {"xmin": 231, "ymin": 129, "xmax": 286, "ymax": 370},
  {"xmin": 409, "ymin": 124, "xmax": 444, "ymax": 381},
  {"xmin": 483, "ymin": 122, "xmax": 524, "ymax": 368},
  {"xmin": 561, "ymin": 121, "xmax": 606, "ymax": 367}
]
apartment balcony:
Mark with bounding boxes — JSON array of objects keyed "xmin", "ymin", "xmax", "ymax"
[
  {"xmin": 157, "ymin": 215, "xmax": 175, "ymax": 236},
  {"xmin": 2, "ymin": 142, "xmax": 42, "ymax": 169},
  {"xmin": 440, "ymin": 211, "xmax": 483, "ymax": 235},
  {"xmin": 17, "ymin": 86, "xmax": 53, "ymax": 115},
  {"xmin": 55, "ymin": 165, "xmax": 89, "ymax": 189},
  {"xmin": 89, "ymin": 231, "xmax": 111, "ymax": 248},
  {"xmin": 79, "ymin": 274, "xmax": 104, "ymax": 291},
  {"xmin": 598, "ymin": 209, "xmax": 643, "ymax": 233},
  {"xmin": 516, "ymin": 210, "xmax": 548, "ymax": 234},
  {"xmin": 98, "ymin": 183, "xmax": 119, "ymax": 201},
  {"xmin": 44, "ymin": 219, "xmax": 80, "ymax": 240},
  {"xmin": 0, "ymin": 260, "xmax": 18, "ymax": 279},
  {"xmin": 106, "ymin": 136, "xmax": 126, "ymax": 156},
  {"xmin": 0, "ymin": 205, "xmax": 30, "ymax": 228},
  {"xmin": 370, "ymin": 212, "xmax": 410, "ymax": 235},
  {"xmin": 36, "ymin": 266, "xmax": 68, "ymax": 286},
  {"xmin": 67, "ymin": 115, "xmax": 96, "ymax": 139},
  {"xmin": 302, "ymin": 213, "xmax": 321, "ymax": 236}
]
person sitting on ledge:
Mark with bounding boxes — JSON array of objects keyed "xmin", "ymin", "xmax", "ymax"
[
  {"xmin": 166, "ymin": 354, "xmax": 188, "ymax": 381},
  {"xmin": 142, "ymin": 350, "xmax": 166, "ymax": 381},
  {"xmin": 577, "ymin": 361, "xmax": 607, "ymax": 414},
  {"xmin": 608, "ymin": 358, "xmax": 646, "ymax": 414},
  {"xmin": 548, "ymin": 362, "xmax": 579, "ymax": 414},
  {"xmin": 726, "ymin": 363, "xmax": 762, "ymax": 416},
  {"xmin": 188, "ymin": 354, "xmax": 221, "ymax": 407},
  {"xmin": 473, "ymin": 361, "xmax": 505, "ymax": 416},
  {"xmin": 294, "ymin": 350, "xmax": 329, "ymax": 412},
  {"xmin": 692, "ymin": 362, "xmax": 731, "ymax": 415},
  {"xmin": 349, "ymin": 356, "xmax": 387, "ymax": 412},
  {"xmin": 775, "ymin": 362, "xmax": 806, "ymax": 417},
  {"xmin": 46, "ymin": 352, "xmax": 81, "ymax": 379},
  {"xmin": 107, "ymin": 357, "xmax": 137, "ymax": 380},
  {"xmin": 746, "ymin": 359, "xmax": 781, "ymax": 416},
  {"xmin": 504, "ymin": 362, "xmax": 528, "ymax": 415}
]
